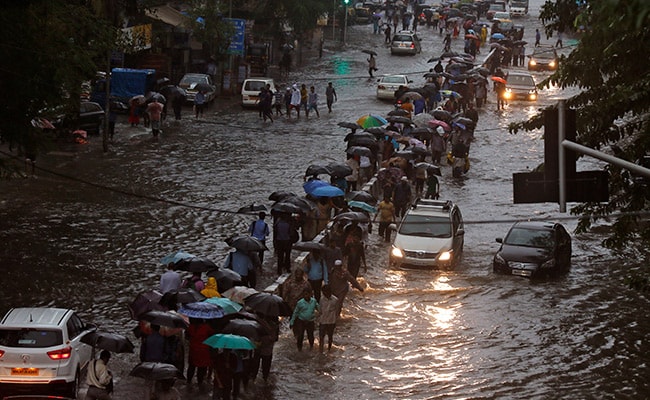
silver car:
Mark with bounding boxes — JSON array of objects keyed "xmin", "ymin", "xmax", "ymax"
[
  {"xmin": 390, "ymin": 31, "xmax": 422, "ymax": 55},
  {"xmin": 376, "ymin": 75, "xmax": 412, "ymax": 100}
]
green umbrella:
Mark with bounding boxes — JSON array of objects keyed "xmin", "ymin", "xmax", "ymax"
[
  {"xmin": 204, "ymin": 297, "xmax": 243, "ymax": 314},
  {"xmin": 203, "ymin": 333, "xmax": 256, "ymax": 350}
]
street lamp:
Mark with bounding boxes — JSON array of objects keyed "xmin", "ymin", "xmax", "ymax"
[{"xmin": 343, "ymin": 0, "xmax": 349, "ymax": 44}]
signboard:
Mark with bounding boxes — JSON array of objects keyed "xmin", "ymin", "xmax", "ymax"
[
  {"xmin": 121, "ymin": 24, "xmax": 152, "ymax": 53},
  {"xmin": 225, "ymin": 18, "xmax": 246, "ymax": 56}
]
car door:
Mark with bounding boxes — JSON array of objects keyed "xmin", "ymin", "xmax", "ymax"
[
  {"xmin": 67, "ymin": 313, "xmax": 92, "ymax": 370},
  {"xmin": 451, "ymin": 208, "xmax": 465, "ymax": 259},
  {"xmin": 555, "ymin": 225, "xmax": 572, "ymax": 270}
]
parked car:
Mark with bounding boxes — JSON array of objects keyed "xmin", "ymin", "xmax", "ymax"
[
  {"xmin": 376, "ymin": 75, "xmax": 412, "ymax": 100},
  {"xmin": 390, "ymin": 199, "xmax": 465, "ymax": 269},
  {"xmin": 501, "ymin": 71, "xmax": 538, "ymax": 102},
  {"xmin": 390, "ymin": 31, "xmax": 422, "ymax": 55},
  {"xmin": 52, "ymin": 101, "xmax": 105, "ymax": 135},
  {"xmin": 493, "ymin": 221, "xmax": 572, "ymax": 278},
  {"xmin": 241, "ymin": 78, "xmax": 277, "ymax": 108},
  {"xmin": 0, "ymin": 308, "xmax": 96, "ymax": 398},
  {"xmin": 178, "ymin": 73, "xmax": 216, "ymax": 104},
  {"xmin": 528, "ymin": 45, "xmax": 559, "ymax": 71},
  {"xmin": 486, "ymin": 1, "xmax": 507, "ymax": 20}
]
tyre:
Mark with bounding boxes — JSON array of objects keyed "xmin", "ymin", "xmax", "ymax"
[{"xmin": 66, "ymin": 369, "xmax": 79, "ymax": 399}]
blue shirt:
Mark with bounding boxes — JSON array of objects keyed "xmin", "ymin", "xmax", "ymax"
[
  {"xmin": 195, "ymin": 92, "xmax": 205, "ymax": 105},
  {"xmin": 249, "ymin": 219, "xmax": 269, "ymax": 241},
  {"xmin": 225, "ymin": 250, "xmax": 254, "ymax": 277},
  {"xmin": 304, "ymin": 257, "xmax": 328, "ymax": 283}
]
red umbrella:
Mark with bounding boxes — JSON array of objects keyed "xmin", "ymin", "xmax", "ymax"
[{"xmin": 491, "ymin": 76, "xmax": 507, "ymax": 84}]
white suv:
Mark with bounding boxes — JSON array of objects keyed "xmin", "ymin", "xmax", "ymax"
[
  {"xmin": 0, "ymin": 308, "xmax": 96, "ymax": 398},
  {"xmin": 390, "ymin": 199, "xmax": 465, "ymax": 269}
]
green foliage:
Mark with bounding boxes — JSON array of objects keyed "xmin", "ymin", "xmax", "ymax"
[
  {"xmin": 252, "ymin": 0, "xmax": 330, "ymax": 38},
  {"xmin": 511, "ymin": 0, "xmax": 650, "ymax": 263},
  {"xmin": 184, "ymin": 0, "xmax": 234, "ymax": 58}
]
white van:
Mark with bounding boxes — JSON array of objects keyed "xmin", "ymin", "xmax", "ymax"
[{"xmin": 241, "ymin": 77, "xmax": 276, "ymax": 107}]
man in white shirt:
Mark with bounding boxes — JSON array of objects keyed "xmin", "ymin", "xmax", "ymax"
[{"xmin": 159, "ymin": 263, "xmax": 181, "ymax": 294}]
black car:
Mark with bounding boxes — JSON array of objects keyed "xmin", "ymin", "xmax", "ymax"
[
  {"xmin": 493, "ymin": 221, "xmax": 571, "ymax": 278},
  {"xmin": 52, "ymin": 101, "xmax": 105, "ymax": 134},
  {"xmin": 528, "ymin": 45, "xmax": 559, "ymax": 71}
]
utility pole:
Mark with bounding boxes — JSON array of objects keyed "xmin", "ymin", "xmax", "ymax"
[{"xmin": 343, "ymin": 0, "xmax": 349, "ymax": 44}]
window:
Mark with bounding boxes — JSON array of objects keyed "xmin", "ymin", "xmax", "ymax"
[
  {"xmin": 399, "ymin": 214, "xmax": 451, "ymax": 237},
  {"xmin": 0, "ymin": 329, "xmax": 63, "ymax": 348}
]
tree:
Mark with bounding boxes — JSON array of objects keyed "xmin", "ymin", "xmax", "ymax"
[
  {"xmin": 0, "ymin": 0, "xmax": 115, "ymax": 169},
  {"xmin": 184, "ymin": 0, "xmax": 235, "ymax": 60},
  {"xmin": 511, "ymin": 0, "xmax": 650, "ymax": 289}
]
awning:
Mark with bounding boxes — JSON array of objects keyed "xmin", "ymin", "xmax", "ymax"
[{"xmin": 145, "ymin": 5, "xmax": 189, "ymax": 28}]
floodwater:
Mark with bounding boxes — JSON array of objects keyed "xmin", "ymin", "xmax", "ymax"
[{"xmin": 1, "ymin": 0, "xmax": 649, "ymax": 398}]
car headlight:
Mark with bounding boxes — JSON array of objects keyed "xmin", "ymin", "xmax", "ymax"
[
  {"xmin": 391, "ymin": 246, "xmax": 404, "ymax": 258},
  {"xmin": 540, "ymin": 259, "xmax": 556, "ymax": 269},
  {"xmin": 529, "ymin": 59, "xmax": 537, "ymax": 66},
  {"xmin": 528, "ymin": 93, "xmax": 537, "ymax": 101},
  {"xmin": 438, "ymin": 250, "xmax": 452, "ymax": 261},
  {"xmin": 503, "ymin": 90, "xmax": 512, "ymax": 100},
  {"xmin": 549, "ymin": 61, "xmax": 556, "ymax": 68}
]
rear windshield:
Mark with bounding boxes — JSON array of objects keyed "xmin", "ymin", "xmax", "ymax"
[
  {"xmin": 393, "ymin": 35, "xmax": 413, "ymax": 42},
  {"xmin": 244, "ymin": 81, "xmax": 268, "ymax": 91},
  {"xmin": 507, "ymin": 74, "xmax": 535, "ymax": 86},
  {"xmin": 180, "ymin": 75, "xmax": 206, "ymax": 85},
  {"xmin": 0, "ymin": 329, "xmax": 63, "ymax": 348},
  {"xmin": 505, "ymin": 227, "xmax": 554, "ymax": 248},
  {"xmin": 399, "ymin": 214, "xmax": 451, "ymax": 237},
  {"xmin": 383, "ymin": 76, "xmax": 406, "ymax": 84}
]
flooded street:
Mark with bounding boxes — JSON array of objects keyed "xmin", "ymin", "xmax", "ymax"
[{"xmin": 1, "ymin": 0, "xmax": 650, "ymax": 398}]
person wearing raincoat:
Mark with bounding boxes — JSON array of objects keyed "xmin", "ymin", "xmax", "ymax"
[
  {"xmin": 329, "ymin": 260, "xmax": 364, "ymax": 318},
  {"xmin": 280, "ymin": 266, "xmax": 311, "ymax": 311},
  {"xmin": 186, "ymin": 318, "xmax": 215, "ymax": 388},
  {"xmin": 200, "ymin": 277, "xmax": 221, "ymax": 298}
]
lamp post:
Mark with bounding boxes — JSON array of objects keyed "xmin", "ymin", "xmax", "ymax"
[{"xmin": 343, "ymin": 0, "xmax": 349, "ymax": 44}]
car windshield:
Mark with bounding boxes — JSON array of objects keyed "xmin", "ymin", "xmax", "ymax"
[
  {"xmin": 532, "ymin": 48, "xmax": 557, "ymax": 59},
  {"xmin": 398, "ymin": 214, "xmax": 451, "ymax": 237},
  {"xmin": 504, "ymin": 227, "xmax": 554, "ymax": 248},
  {"xmin": 383, "ymin": 76, "xmax": 406, "ymax": 84},
  {"xmin": 507, "ymin": 74, "xmax": 535, "ymax": 86},
  {"xmin": 0, "ymin": 328, "xmax": 63, "ymax": 348},
  {"xmin": 180, "ymin": 75, "xmax": 207, "ymax": 85}
]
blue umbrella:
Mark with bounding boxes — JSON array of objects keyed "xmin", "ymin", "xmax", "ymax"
[
  {"xmin": 303, "ymin": 179, "xmax": 330, "ymax": 195},
  {"xmin": 203, "ymin": 333, "xmax": 256, "ymax": 350},
  {"xmin": 491, "ymin": 33, "xmax": 505, "ymax": 40},
  {"xmin": 310, "ymin": 185, "xmax": 345, "ymax": 198},
  {"xmin": 178, "ymin": 301, "xmax": 226, "ymax": 320},
  {"xmin": 348, "ymin": 200, "xmax": 377, "ymax": 213},
  {"xmin": 160, "ymin": 250, "xmax": 195, "ymax": 266}
]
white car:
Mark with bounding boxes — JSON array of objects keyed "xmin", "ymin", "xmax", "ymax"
[
  {"xmin": 0, "ymin": 308, "xmax": 96, "ymax": 398},
  {"xmin": 178, "ymin": 73, "xmax": 217, "ymax": 104},
  {"xmin": 241, "ymin": 77, "xmax": 277, "ymax": 108},
  {"xmin": 390, "ymin": 199, "xmax": 465, "ymax": 269},
  {"xmin": 377, "ymin": 75, "xmax": 412, "ymax": 100}
]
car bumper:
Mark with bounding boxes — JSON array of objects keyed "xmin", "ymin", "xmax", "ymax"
[
  {"xmin": 377, "ymin": 90, "xmax": 398, "ymax": 100},
  {"xmin": 389, "ymin": 254, "xmax": 453, "ymax": 269},
  {"xmin": 391, "ymin": 48, "xmax": 418, "ymax": 55},
  {"xmin": 528, "ymin": 63, "xmax": 557, "ymax": 71},
  {"xmin": 502, "ymin": 91, "xmax": 537, "ymax": 101}
]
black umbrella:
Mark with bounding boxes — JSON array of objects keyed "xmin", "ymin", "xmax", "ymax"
[
  {"xmin": 292, "ymin": 241, "xmax": 329, "ymax": 252},
  {"xmin": 268, "ymin": 191, "xmax": 297, "ymax": 202},
  {"xmin": 332, "ymin": 211, "xmax": 370, "ymax": 223},
  {"xmin": 236, "ymin": 204, "xmax": 268, "ymax": 214},
  {"xmin": 344, "ymin": 131, "xmax": 377, "ymax": 142},
  {"xmin": 128, "ymin": 290, "xmax": 167, "ymax": 320},
  {"xmin": 221, "ymin": 319, "xmax": 269, "ymax": 342},
  {"xmin": 140, "ymin": 310, "xmax": 189, "ymax": 329},
  {"xmin": 348, "ymin": 137, "xmax": 379, "ymax": 151},
  {"xmin": 415, "ymin": 162, "xmax": 442, "ymax": 176},
  {"xmin": 347, "ymin": 190, "xmax": 377, "ymax": 206},
  {"xmin": 157, "ymin": 77, "xmax": 171, "ymax": 86},
  {"xmin": 174, "ymin": 257, "xmax": 217, "ymax": 273},
  {"xmin": 361, "ymin": 49, "xmax": 378, "ymax": 56},
  {"xmin": 305, "ymin": 165, "xmax": 331, "ymax": 177},
  {"xmin": 195, "ymin": 82, "xmax": 213, "ymax": 93},
  {"xmin": 271, "ymin": 202, "xmax": 303, "ymax": 215},
  {"xmin": 387, "ymin": 116, "xmax": 413, "ymax": 125},
  {"xmin": 225, "ymin": 235, "xmax": 268, "ymax": 252},
  {"xmin": 393, "ymin": 150, "xmax": 419, "ymax": 160},
  {"xmin": 388, "ymin": 109, "xmax": 410, "ymax": 117},
  {"xmin": 130, "ymin": 362, "xmax": 186, "ymax": 381},
  {"xmin": 327, "ymin": 163, "xmax": 353, "ymax": 178},
  {"xmin": 207, "ymin": 268, "xmax": 243, "ymax": 292},
  {"xmin": 244, "ymin": 293, "xmax": 292, "ymax": 317},
  {"xmin": 364, "ymin": 127, "xmax": 387, "ymax": 139},
  {"xmin": 145, "ymin": 92, "xmax": 166, "ymax": 104},
  {"xmin": 81, "ymin": 331, "xmax": 135, "ymax": 353},
  {"xmin": 160, "ymin": 85, "xmax": 187, "ymax": 101},
  {"xmin": 338, "ymin": 121, "xmax": 362, "ymax": 130},
  {"xmin": 410, "ymin": 146, "xmax": 429, "ymax": 156},
  {"xmin": 410, "ymin": 127, "xmax": 433, "ymax": 139},
  {"xmin": 346, "ymin": 146, "xmax": 373, "ymax": 158},
  {"xmin": 160, "ymin": 288, "xmax": 206, "ymax": 306},
  {"xmin": 454, "ymin": 117, "xmax": 475, "ymax": 128},
  {"xmin": 432, "ymin": 110, "xmax": 453, "ymax": 122}
]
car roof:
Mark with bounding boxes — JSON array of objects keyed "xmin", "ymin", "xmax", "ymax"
[
  {"xmin": 0, "ymin": 307, "xmax": 73, "ymax": 328},
  {"xmin": 511, "ymin": 221, "xmax": 558, "ymax": 231},
  {"xmin": 507, "ymin": 71, "xmax": 534, "ymax": 78},
  {"xmin": 406, "ymin": 199, "xmax": 456, "ymax": 217}
]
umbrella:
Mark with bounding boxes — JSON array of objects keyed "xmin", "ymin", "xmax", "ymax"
[
  {"xmin": 160, "ymin": 251, "xmax": 196, "ymax": 266},
  {"xmin": 344, "ymin": 131, "xmax": 376, "ymax": 142},
  {"xmin": 146, "ymin": 92, "xmax": 166, "ymax": 104},
  {"xmin": 225, "ymin": 235, "xmax": 268, "ymax": 251},
  {"xmin": 203, "ymin": 333, "xmax": 256, "ymax": 350},
  {"xmin": 128, "ymin": 290, "xmax": 167, "ymax": 320},
  {"xmin": 348, "ymin": 200, "xmax": 377, "ymax": 213},
  {"xmin": 236, "ymin": 204, "xmax": 268, "ymax": 214},
  {"xmin": 364, "ymin": 127, "xmax": 387, "ymax": 138},
  {"xmin": 194, "ymin": 82, "xmax": 213, "ymax": 93},
  {"xmin": 387, "ymin": 116, "xmax": 413, "ymax": 125},
  {"xmin": 387, "ymin": 109, "xmax": 410, "ymax": 117},
  {"xmin": 310, "ymin": 185, "xmax": 345, "ymax": 198},
  {"xmin": 415, "ymin": 162, "xmax": 442, "ymax": 176},
  {"xmin": 332, "ymin": 211, "xmax": 370, "ymax": 223},
  {"xmin": 410, "ymin": 127, "xmax": 433, "ymax": 139},
  {"xmin": 398, "ymin": 91, "xmax": 424, "ymax": 102},
  {"xmin": 222, "ymin": 286, "xmax": 260, "ymax": 304},
  {"xmin": 440, "ymin": 51, "xmax": 460, "ymax": 58},
  {"xmin": 81, "ymin": 331, "xmax": 135, "ymax": 353},
  {"xmin": 348, "ymin": 137, "xmax": 379, "ymax": 151},
  {"xmin": 303, "ymin": 179, "xmax": 330, "ymax": 194},
  {"xmin": 271, "ymin": 201, "xmax": 303, "ymax": 215},
  {"xmin": 292, "ymin": 241, "xmax": 329, "ymax": 252},
  {"xmin": 361, "ymin": 49, "xmax": 378, "ymax": 56},
  {"xmin": 275, "ymin": 196, "xmax": 316, "ymax": 212},
  {"xmin": 174, "ymin": 256, "xmax": 217, "ymax": 273},
  {"xmin": 204, "ymin": 297, "xmax": 243, "ymax": 314},
  {"xmin": 412, "ymin": 112, "xmax": 434, "ymax": 127},
  {"xmin": 221, "ymin": 319, "xmax": 268, "ymax": 342},
  {"xmin": 305, "ymin": 165, "xmax": 331, "ymax": 177},
  {"xmin": 491, "ymin": 76, "xmax": 507, "ymax": 84},
  {"xmin": 245, "ymin": 293, "xmax": 292, "ymax": 317},
  {"xmin": 491, "ymin": 33, "xmax": 506, "ymax": 40},
  {"xmin": 432, "ymin": 110, "xmax": 453, "ymax": 122},
  {"xmin": 428, "ymin": 119, "xmax": 451, "ymax": 131},
  {"xmin": 454, "ymin": 117, "xmax": 475, "ymax": 128},
  {"xmin": 393, "ymin": 150, "xmax": 419, "ymax": 160},
  {"xmin": 206, "ymin": 268, "xmax": 243, "ymax": 292},
  {"xmin": 178, "ymin": 301, "xmax": 226, "ymax": 319},
  {"xmin": 268, "ymin": 191, "xmax": 296, "ymax": 201},
  {"xmin": 160, "ymin": 288, "xmax": 206, "ymax": 306},
  {"xmin": 130, "ymin": 362, "xmax": 185, "ymax": 381},
  {"xmin": 440, "ymin": 90, "xmax": 462, "ymax": 99},
  {"xmin": 140, "ymin": 310, "xmax": 189, "ymax": 328},
  {"xmin": 130, "ymin": 95, "xmax": 146, "ymax": 105},
  {"xmin": 327, "ymin": 163, "xmax": 353, "ymax": 178},
  {"xmin": 346, "ymin": 146, "xmax": 373, "ymax": 158},
  {"xmin": 159, "ymin": 85, "xmax": 187, "ymax": 101},
  {"xmin": 347, "ymin": 191, "xmax": 377, "ymax": 206},
  {"xmin": 357, "ymin": 114, "xmax": 388, "ymax": 128},
  {"xmin": 427, "ymin": 56, "xmax": 441, "ymax": 63},
  {"xmin": 410, "ymin": 146, "xmax": 429, "ymax": 157},
  {"xmin": 338, "ymin": 121, "xmax": 362, "ymax": 130}
]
